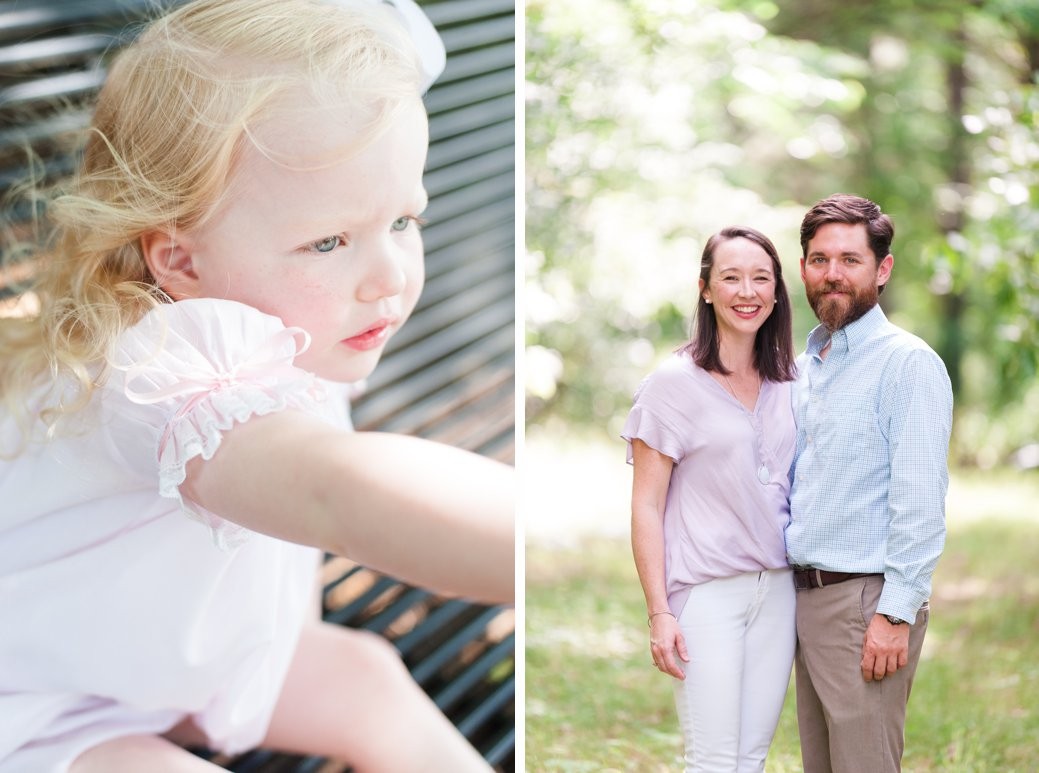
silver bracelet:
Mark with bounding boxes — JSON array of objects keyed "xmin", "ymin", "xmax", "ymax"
[{"xmin": 647, "ymin": 611, "xmax": 675, "ymax": 627}]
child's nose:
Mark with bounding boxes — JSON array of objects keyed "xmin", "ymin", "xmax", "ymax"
[{"xmin": 356, "ymin": 240, "xmax": 407, "ymax": 301}]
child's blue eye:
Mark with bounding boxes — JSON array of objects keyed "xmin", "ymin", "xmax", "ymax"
[
  {"xmin": 391, "ymin": 216, "xmax": 413, "ymax": 232},
  {"xmin": 311, "ymin": 236, "xmax": 341, "ymax": 253}
]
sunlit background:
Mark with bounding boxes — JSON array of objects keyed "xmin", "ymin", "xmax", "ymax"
[
  {"xmin": 525, "ymin": 0, "xmax": 1038, "ymax": 541},
  {"xmin": 524, "ymin": 1, "xmax": 1039, "ymax": 768}
]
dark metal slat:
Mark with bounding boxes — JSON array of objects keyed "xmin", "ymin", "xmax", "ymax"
[
  {"xmin": 0, "ymin": 0, "xmax": 163, "ymax": 36},
  {"xmin": 390, "ymin": 266, "xmax": 513, "ymax": 350},
  {"xmin": 438, "ymin": 39, "xmax": 513, "ymax": 83},
  {"xmin": 455, "ymin": 663, "xmax": 515, "ymax": 735},
  {"xmin": 426, "ymin": 118, "xmax": 513, "ymax": 172},
  {"xmin": 421, "ymin": 199, "xmax": 512, "ymax": 256},
  {"xmin": 409, "ymin": 606, "xmax": 501, "ymax": 685},
  {"xmin": 0, "ymin": 68, "xmax": 105, "ymax": 106},
  {"xmin": 428, "ymin": 93, "xmax": 513, "ymax": 140},
  {"xmin": 356, "ymin": 339, "xmax": 513, "ymax": 433},
  {"xmin": 432, "ymin": 633, "xmax": 515, "ymax": 712},
  {"xmin": 0, "ymin": 31, "xmax": 115, "ymax": 69},
  {"xmin": 392, "ymin": 598, "xmax": 471, "ymax": 657},
  {"xmin": 439, "ymin": 14, "xmax": 514, "ymax": 54},
  {"xmin": 424, "ymin": 0, "xmax": 513, "ymax": 27},
  {"xmin": 482, "ymin": 726, "xmax": 517, "ymax": 767},
  {"xmin": 360, "ymin": 301, "xmax": 513, "ymax": 396},
  {"xmin": 425, "ymin": 68, "xmax": 513, "ymax": 116},
  {"xmin": 424, "ymin": 174, "xmax": 513, "ymax": 228},
  {"xmin": 0, "ymin": 108, "xmax": 91, "ymax": 151},
  {"xmin": 426, "ymin": 145, "xmax": 513, "ymax": 196},
  {"xmin": 362, "ymin": 586, "xmax": 431, "ymax": 634},
  {"xmin": 321, "ymin": 576, "xmax": 401, "ymax": 627}
]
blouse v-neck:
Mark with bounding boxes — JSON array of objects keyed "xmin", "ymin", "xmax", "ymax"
[{"xmin": 704, "ymin": 368, "xmax": 762, "ymax": 414}]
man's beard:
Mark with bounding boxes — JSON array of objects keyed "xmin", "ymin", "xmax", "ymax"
[{"xmin": 806, "ymin": 281, "xmax": 879, "ymax": 332}]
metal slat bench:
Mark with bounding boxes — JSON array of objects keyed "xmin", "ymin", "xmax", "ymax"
[{"xmin": 0, "ymin": 1, "xmax": 516, "ymax": 770}]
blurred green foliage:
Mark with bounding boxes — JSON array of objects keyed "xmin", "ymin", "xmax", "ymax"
[{"xmin": 526, "ymin": 0, "xmax": 1039, "ymax": 467}]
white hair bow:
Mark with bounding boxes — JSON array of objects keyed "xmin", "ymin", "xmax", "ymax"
[{"xmin": 337, "ymin": 0, "xmax": 447, "ymax": 93}]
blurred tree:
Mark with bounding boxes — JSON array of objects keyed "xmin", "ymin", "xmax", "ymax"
[
  {"xmin": 753, "ymin": 0, "xmax": 1039, "ymax": 461},
  {"xmin": 526, "ymin": 0, "xmax": 834, "ymax": 433},
  {"xmin": 526, "ymin": 0, "xmax": 1038, "ymax": 465}
]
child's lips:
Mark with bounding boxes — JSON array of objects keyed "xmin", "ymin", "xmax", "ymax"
[{"xmin": 342, "ymin": 318, "xmax": 396, "ymax": 351}]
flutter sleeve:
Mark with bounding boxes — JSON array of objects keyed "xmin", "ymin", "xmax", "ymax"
[
  {"xmin": 620, "ymin": 358, "xmax": 689, "ymax": 465},
  {"xmin": 101, "ymin": 299, "xmax": 328, "ymax": 547}
]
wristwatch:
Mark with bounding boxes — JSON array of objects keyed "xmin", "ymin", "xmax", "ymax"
[{"xmin": 883, "ymin": 614, "xmax": 907, "ymax": 626}]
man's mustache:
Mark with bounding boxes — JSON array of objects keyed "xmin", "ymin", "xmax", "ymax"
[{"xmin": 819, "ymin": 282, "xmax": 852, "ymax": 294}]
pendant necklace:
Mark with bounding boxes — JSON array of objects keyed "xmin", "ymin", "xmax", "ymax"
[{"xmin": 722, "ymin": 371, "xmax": 771, "ymax": 486}]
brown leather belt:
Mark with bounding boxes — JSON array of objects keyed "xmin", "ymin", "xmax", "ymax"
[{"xmin": 791, "ymin": 567, "xmax": 881, "ymax": 590}]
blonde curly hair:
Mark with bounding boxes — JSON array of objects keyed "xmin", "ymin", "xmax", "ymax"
[{"xmin": 0, "ymin": 0, "xmax": 422, "ymax": 452}]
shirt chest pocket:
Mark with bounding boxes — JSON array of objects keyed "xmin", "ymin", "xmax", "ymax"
[{"xmin": 810, "ymin": 406, "xmax": 884, "ymax": 463}]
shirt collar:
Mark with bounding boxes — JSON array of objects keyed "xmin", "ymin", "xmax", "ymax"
[{"xmin": 805, "ymin": 303, "xmax": 887, "ymax": 358}]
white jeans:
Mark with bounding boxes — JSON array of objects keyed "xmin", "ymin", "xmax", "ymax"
[{"xmin": 672, "ymin": 568, "xmax": 796, "ymax": 773}]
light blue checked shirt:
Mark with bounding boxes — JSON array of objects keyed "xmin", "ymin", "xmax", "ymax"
[{"xmin": 787, "ymin": 304, "xmax": 953, "ymax": 622}]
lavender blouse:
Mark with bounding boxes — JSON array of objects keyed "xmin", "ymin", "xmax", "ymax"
[{"xmin": 622, "ymin": 351, "xmax": 795, "ymax": 617}]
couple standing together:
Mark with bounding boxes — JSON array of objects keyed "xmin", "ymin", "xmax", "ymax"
[{"xmin": 623, "ymin": 193, "xmax": 954, "ymax": 773}]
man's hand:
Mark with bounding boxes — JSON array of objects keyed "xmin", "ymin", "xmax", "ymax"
[{"xmin": 860, "ymin": 614, "xmax": 910, "ymax": 681}]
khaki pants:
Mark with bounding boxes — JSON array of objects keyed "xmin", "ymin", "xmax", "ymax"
[{"xmin": 794, "ymin": 575, "xmax": 928, "ymax": 773}]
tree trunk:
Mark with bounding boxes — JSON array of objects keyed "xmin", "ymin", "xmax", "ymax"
[{"xmin": 937, "ymin": 24, "xmax": 970, "ymax": 397}]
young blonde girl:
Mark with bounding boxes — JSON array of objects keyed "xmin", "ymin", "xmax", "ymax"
[{"xmin": 0, "ymin": 1, "xmax": 513, "ymax": 770}]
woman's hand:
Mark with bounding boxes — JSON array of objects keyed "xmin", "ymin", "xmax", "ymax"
[{"xmin": 650, "ymin": 613, "xmax": 689, "ymax": 680}]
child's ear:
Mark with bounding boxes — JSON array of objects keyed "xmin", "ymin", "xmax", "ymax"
[{"xmin": 140, "ymin": 231, "xmax": 200, "ymax": 300}]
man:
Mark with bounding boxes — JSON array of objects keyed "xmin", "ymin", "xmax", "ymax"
[{"xmin": 786, "ymin": 194, "xmax": 953, "ymax": 772}]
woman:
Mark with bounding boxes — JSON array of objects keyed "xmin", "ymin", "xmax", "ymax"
[{"xmin": 622, "ymin": 226, "xmax": 797, "ymax": 772}]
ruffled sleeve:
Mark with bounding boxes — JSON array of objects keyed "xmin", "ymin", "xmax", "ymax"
[
  {"xmin": 620, "ymin": 358, "xmax": 690, "ymax": 465},
  {"xmin": 102, "ymin": 299, "xmax": 327, "ymax": 548}
]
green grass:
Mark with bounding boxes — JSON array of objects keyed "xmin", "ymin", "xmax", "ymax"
[{"xmin": 526, "ymin": 469, "xmax": 1039, "ymax": 772}]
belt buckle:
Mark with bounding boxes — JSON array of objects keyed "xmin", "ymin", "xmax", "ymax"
[{"xmin": 792, "ymin": 568, "xmax": 812, "ymax": 590}]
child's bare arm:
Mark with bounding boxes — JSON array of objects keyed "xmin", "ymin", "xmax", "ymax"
[{"xmin": 181, "ymin": 410, "xmax": 514, "ymax": 604}]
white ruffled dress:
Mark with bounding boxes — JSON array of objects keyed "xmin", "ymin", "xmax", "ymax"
[{"xmin": 0, "ymin": 299, "xmax": 352, "ymax": 772}]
